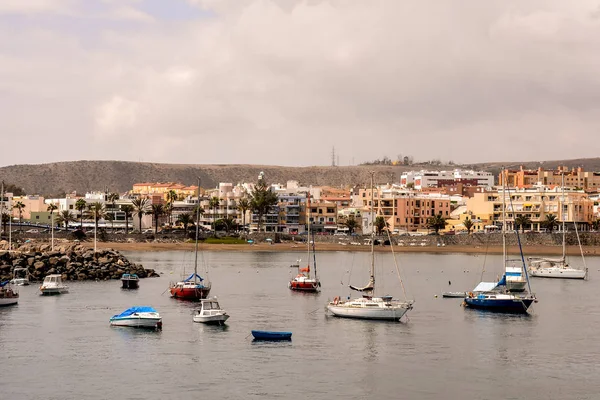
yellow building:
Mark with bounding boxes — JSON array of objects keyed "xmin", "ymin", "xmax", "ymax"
[{"xmin": 131, "ymin": 182, "xmax": 199, "ymax": 201}]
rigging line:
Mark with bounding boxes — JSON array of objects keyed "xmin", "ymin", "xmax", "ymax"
[
  {"xmin": 507, "ymin": 186, "xmax": 533, "ymax": 294},
  {"xmin": 573, "ymin": 220, "xmax": 588, "ymax": 279},
  {"xmin": 385, "ymin": 227, "xmax": 409, "ymax": 302},
  {"xmin": 479, "ymin": 237, "xmax": 490, "ymax": 284}
]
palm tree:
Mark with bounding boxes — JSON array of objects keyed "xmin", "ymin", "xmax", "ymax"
[
  {"xmin": 150, "ymin": 203, "xmax": 165, "ymax": 234},
  {"xmin": 1, "ymin": 212, "xmax": 10, "ymax": 235},
  {"xmin": 208, "ymin": 197, "xmax": 220, "ymax": 235},
  {"xmin": 343, "ymin": 215, "xmax": 359, "ymax": 234},
  {"xmin": 220, "ymin": 217, "xmax": 236, "ymax": 235},
  {"xmin": 166, "ymin": 190, "xmax": 178, "ymax": 224},
  {"xmin": 237, "ymin": 198, "xmax": 250, "ymax": 233},
  {"xmin": 88, "ymin": 202, "xmax": 106, "ymax": 233},
  {"xmin": 132, "ymin": 198, "xmax": 149, "ymax": 232},
  {"xmin": 107, "ymin": 193, "xmax": 119, "ymax": 227},
  {"xmin": 542, "ymin": 214, "xmax": 559, "ymax": 232},
  {"xmin": 13, "ymin": 201, "xmax": 25, "ymax": 231},
  {"xmin": 177, "ymin": 212, "xmax": 194, "ymax": 232},
  {"xmin": 514, "ymin": 215, "xmax": 532, "ymax": 233},
  {"xmin": 374, "ymin": 216, "xmax": 388, "ymax": 235},
  {"xmin": 47, "ymin": 203, "xmax": 58, "ymax": 226},
  {"xmin": 427, "ymin": 214, "xmax": 447, "ymax": 234},
  {"xmin": 463, "ymin": 217, "xmax": 474, "ymax": 234},
  {"xmin": 105, "ymin": 213, "xmax": 115, "ymax": 232},
  {"xmin": 121, "ymin": 204, "xmax": 134, "ymax": 234},
  {"xmin": 56, "ymin": 210, "xmax": 75, "ymax": 230},
  {"xmin": 75, "ymin": 199, "xmax": 87, "ymax": 229},
  {"xmin": 250, "ymin": 179, "xmax": 278, "ymax": 232}
]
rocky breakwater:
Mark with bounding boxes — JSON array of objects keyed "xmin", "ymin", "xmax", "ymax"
[{"xmin": 0, "ymin": 242, "xmax": 159, "ymax": 282}]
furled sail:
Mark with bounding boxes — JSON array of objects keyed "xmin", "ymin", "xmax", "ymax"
[{"xmin": 349, "ymin": 277, "xmax": 374, "ymax": 293}]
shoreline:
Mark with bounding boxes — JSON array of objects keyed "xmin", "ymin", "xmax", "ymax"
[{"xmin": 84, "ymin": 241, "xmax": 600, "ymax": 256}]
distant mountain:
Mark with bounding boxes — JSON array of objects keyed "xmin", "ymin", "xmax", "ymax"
[{"xmin": 1, "ymin": 158, "xmax": 599, "ymax": 196}]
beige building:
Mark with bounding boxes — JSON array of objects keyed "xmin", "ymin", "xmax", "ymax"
[
  {"xmin": 10, "ymin": 195, "xmax": 47, "ymax": 220},
  {"xmin": 466, "ymin": 186, "xmax": 594, "ymax": 231},
  {"xmin": 131, "ymin": 182, "xmax": 199, "ymax": 201},
  {"xmin": 500, "ymin": 166, "xmax": 600, "ymax": 190}
]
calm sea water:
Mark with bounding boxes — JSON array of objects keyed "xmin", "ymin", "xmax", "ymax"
[{"xmin": 1, "ymin": 250, "xmax": 599, "ymax": 400}]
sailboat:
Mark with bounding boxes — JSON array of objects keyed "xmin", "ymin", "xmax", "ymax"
[
  {"xmin": 463, "ymin": 170, "xmax": 537, "ymax": 313},
  {"xmin": 528, "ymin": 174, "xmax": 588, "ymax": 280},
  {"xmin": 327, "ymin": 173, "xmax": 413, "ymax": 321},
  {"xmin": 288, "ymin": 192, "xmax": 320, "ymax": 292},
  {"xmin": 169, "ymin": 180, "xmax": 211, "ymax": 301}
]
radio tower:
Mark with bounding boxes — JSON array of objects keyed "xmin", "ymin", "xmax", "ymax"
[{"xmin": 331, "ymin": 146, "xmax": 336, "ymax": 167}]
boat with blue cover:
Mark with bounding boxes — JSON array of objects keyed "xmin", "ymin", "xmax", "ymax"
[
  {"xmin": 251, "ymin": 330, "xmax": 292, "ymax": 341},
  {"xmin": 109, "ymin": 306, "xmax": 162, "ymax": 329},
  {"xmin": 463, "ymin": 169, "xmax": 537, "ymax": 314}
]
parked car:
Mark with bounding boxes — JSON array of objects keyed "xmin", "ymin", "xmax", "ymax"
[{"xmin": 25, "ymin": 229, "xmax": 39, "ymax": 233}]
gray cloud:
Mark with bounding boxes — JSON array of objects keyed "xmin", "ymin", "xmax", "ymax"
[{"xmin": 1, "ymin": 0, "xmax": 600, "ymax": 167}]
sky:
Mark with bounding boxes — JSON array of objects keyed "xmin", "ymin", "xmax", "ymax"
[{"xmin": 1, "ymin": 0, "xmax": 600, "ymax": 167}]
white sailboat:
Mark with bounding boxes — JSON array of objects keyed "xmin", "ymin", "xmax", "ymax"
[
  {"xmin": 528, "ymin": 174, "xmax": 588, "ymax": 280},
  {"xmin": 327, "ymin": 172, "xmax": 413, "ymax": 321},
  {"xmin": 288, "ymin": 191, "xmax": 320, "ymax": 292}
]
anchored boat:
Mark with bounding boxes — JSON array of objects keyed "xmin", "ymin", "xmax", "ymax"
[
  {"xmin": 40, "ymin": 274, "xmax": 69, "ymax": 295},
  {"xmin": 193, "ymin": 297, "xmax": 229, "ymax": 325},
  {"xmin": 0, "ymin": 281, "xmax": 19, "ymax": 306},
  {"xmin": 121, "ymin": 273, "xmax": 139, "ymax": 289},
  {"xmin": 251, "ymin": 330, "xmax": 292, "ymax": 341},
  {"xmin": 109, "ymin": 306, "xmax": 162, "ymax": 329}
]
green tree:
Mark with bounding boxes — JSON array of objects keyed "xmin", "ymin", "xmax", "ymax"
[
  {"xmin": 121, "ymin": 204, "xmax": 134, "ymax": 234},
  {"xmin": 343, "ymin": 215, "xmax": 359, "ymax": 234},
  {"xmin": 237, "ymin": 198, "xmax": 250, "ymax": 233},
  {"xmin": 591, "ymin": 219, "xmax": 600, "ymax": 232},
  {"xmin": 75, "ymin": 199, "xmax": 87, "ymax": 229},
  {"xmin": 374, "ymin": 216, "xmax": 388, "ymax": 235},
  {"xmin": 218, "ymin": 217, "xmax": 236, "ymax": 234},
  {"xmin": 463, "ymin": 217, "xmax": 474, "ymax": 234},
  {"xmin": 88, "ymin": 202, "xmax": 106, "ymax": 234},
  {"xmin": 514, "ymin": 215, "xmax": 532, "ymax": 233},
  {"xmin": 132, "ymin": 198, "xmax": 150, "ymax": 232},
  {"xmin": 47, "ymin": 203, "xmax": 58, "ymax": 227},
  {"xmin": 250, "ymin": 179, "xmax": 278, "ymax": 232},
  {"xmin": 150, "ymin": 203, "xmax": 165, "ymax": 234},
  {"xmin": 542, "ymin": 214, "xmax": 559, "ymax": 232},
  {"xmin": 427, "ymin": 213, "xmax": 447, "ymax": 234},
  {"xmin": 1, "ymin": 212, "xmax": 10, "ymax": 234},
  {"xmin": 56, "ymin": 210, "xmax": 76, "ymax": 230},
  {"xmin": 13, "ymin": 201, "xmax": 25, "ymax": 231},
  {"xmin": 208, "ymin": 197, "xmax": 220, "ymax": 235},
  {"xmin": 177, "ymin": 212, "xmax": 194, "ymax": 232}
]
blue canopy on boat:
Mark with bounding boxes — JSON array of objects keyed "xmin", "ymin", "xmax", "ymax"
[
  {"xmin": 497, "ymin": 274, "xmax": 507, "ymax": 287},
  {"xmin": 183, "ymin": 273, "xmax": 204, "ymax": 282},
  {"xmin": 0, "ymin": 281, "xmax": 10, "ymax": 287},
  {"xmin": 113, "ymin": 306, "xmax": 157, "ymax": 318}
]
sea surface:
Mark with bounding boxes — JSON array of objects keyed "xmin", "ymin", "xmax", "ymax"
[{"xmin": 1, "ymin": 250, "xmax": 599, "ymax": 400}]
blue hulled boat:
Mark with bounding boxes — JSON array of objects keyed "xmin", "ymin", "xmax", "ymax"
[
  {"xmin": 463, "ymin": 170, "xmax": 537, "ymax": 314},
  {"xmin": 251, "ymin": 330, "xmax": 292, "ymax": 341}
]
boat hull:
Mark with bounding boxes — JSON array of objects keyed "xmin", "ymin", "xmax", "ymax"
[
  {"xmin": 327, "ymin": 303, "xmax": 410, "ymax": 321},
  {"xmin": 0, "ymin": 296, "xmax": 19, "ymax": 306},
  {"xmin": 121, "ymin": 279, "xmax": 139, "ymax": 289},
  {"xmin": 251, "ymin": 330, "xmax": 292, "ymax": 341},
  {"xmin": 529, "ymin": 267, "xmax": 587, "ymax": 279},
  {"xmin": 193, "ymin": 313, "xmax": 229, "ymax": 325},
  {"xmin": 463, "ymin": 297, "xmax": 534, "ymax": 313},
  {"xmin": 40, "ymin": 287, "xmax": 69, "ymax": 295},
  {"xmin": 288, "ymin": 280, "xmax": 320, "ymax": 292},
  {"xmin": 442, "ymin": 292, "xmax": 466, "ymax": 298},
  {"xmin": 11, "ymin": 279, "xmax": 29, "ymax": 286},
  {"xmin": 110, "ymin": 316, "xmax": 162, "ymax": 329},
  {"xmin": 169, "ymin": 286, "xmax": 211, "ymax": 301}
]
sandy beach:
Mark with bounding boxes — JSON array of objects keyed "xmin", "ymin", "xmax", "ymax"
[{"xmin": 84, "ymin": 241, "xmax": 600, "ymax": 256}]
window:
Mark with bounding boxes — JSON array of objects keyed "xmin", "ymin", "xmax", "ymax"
[
  {"xmin": 36, "ymin": 216, "xmax": 39, "ymax": 219},
  {"xmin": 69, "ymin": 205, "xmax": 73, "ymax": 209}
]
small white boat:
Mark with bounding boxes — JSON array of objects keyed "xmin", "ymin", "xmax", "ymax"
[
  {"xmin": 110, "ymin": 306, "xmax": 162, "ymax": 329},
  {"xmin": 442, "ymin": 291, "xmax": 467, "ymax": 298},
  {"xmin": 0, "ymin": 281, "xmax": 19, "ymax": 306},
  {"xmin": 10, "ymin": 267, "xmax": 30, "ymax": 286},
  {"xmin": 40, "ymin": 274, "xmax": 69, "ymax": 295},
  {"xmin": 193, "ymin": 298, "xmax": 229, "ymax": 325},
  {"xmin": 328, "ymin": 295, "xmax": 413, "ymax": 321}
]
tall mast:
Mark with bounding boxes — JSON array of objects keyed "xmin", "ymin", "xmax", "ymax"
[
  {"xmin": 502, "ymin": 168, "xmax": 507, "ymax": 271},
  {"xmin": 1, "ymin": 181, "xmax": 4, "ymax": 237},
  {"xmin": 561, "ymin": 173, "xmax": 566, "ymax": 260},
  {"xmin": 306, "ymin": 190, "xmax": 311, "ymax": 278},
  {"xmin": 194, "ymin": 177, "xmax": 201, "ymax": 284},
  {"xmin": 370, "ymin": 171, "xmax": 375, "ymax": 290}
]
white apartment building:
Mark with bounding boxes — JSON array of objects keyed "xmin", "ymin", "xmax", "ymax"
[{"xmin": 400, "ymin": 169, "xmax": 494, "ymax": 189}]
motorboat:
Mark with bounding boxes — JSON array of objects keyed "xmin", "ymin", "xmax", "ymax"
[
  {"xmin": 251, "ymin": 330, "xmax": 292, "ymax": 341},
  {"xmin": 442, "ymin": 291, "xmax": 467, "ymax": 298},
  {"xmin": 192, "ymin": 298, "xmax": 229, "ymax": 325},
  {"xmin": 10, "ymin": 267, "xmax": 30, "ymax": 286},
  {"xmin": 0, "ymin": 281, "xmax": 19, "ymax": 306},
  {"xmin": 109, "ymin": 306, "xmax": 162, "ymax": 329},
  {"xmin": 121, "ymin": 273, "xmax": 139, "ymax": 289},
  {"xmin": 40, "ymin": 274, "xmax": 69, "ymax": 295}
]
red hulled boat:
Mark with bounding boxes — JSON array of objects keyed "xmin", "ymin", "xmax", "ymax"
[
  {"xmin": 288, "ymin": 193, "xmax": 320, "ymax": 292},
  {"xmin": 169, "ymin": 273, "xmax": 211, "ymax": 301}
]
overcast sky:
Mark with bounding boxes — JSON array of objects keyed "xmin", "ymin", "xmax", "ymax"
[{"xmin": 1, "ymin": 0, "xmax": 599, "ymax": 167}]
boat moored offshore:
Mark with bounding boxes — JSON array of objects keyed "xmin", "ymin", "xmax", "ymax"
[
  {"xmin": 109, "ymin": 306, "xmax": 162, "ymax": 329},
  {"xmin": 40, "ymin": 274, "xmax": 69, "ymax": 295}
]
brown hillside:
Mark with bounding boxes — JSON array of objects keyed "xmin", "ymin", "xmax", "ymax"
[{"xmin": 0, "ymin": 161, "xmax": 410, "ymax": 195}]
